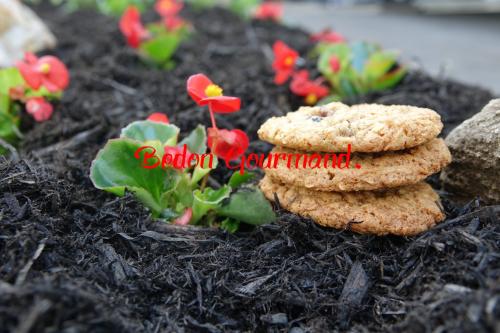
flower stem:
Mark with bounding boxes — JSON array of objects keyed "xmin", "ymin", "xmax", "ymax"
[{"xmin": 208, "ymin": 105, "xmax": 217, "ymax": 130}]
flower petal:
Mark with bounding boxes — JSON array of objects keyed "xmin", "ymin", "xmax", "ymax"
[
  {"xmin": 26, "ymin": 97, "xmax": 53, "ymax": 122},
  {"xmin": 201, "ymin": 96, "xmax": 241, "ymax": 114},
  {"xmin": 187, "ymin": 74, "xmax": 213, "ymax": 104},
  {"xmin": 147, "ymin": 112, "xmax": 170, "ymax": 123},
  {"xmin": 172, "ymin": 207, "xmax": 192, "ymax": 225},
  {"xmin": 208, "ymin": 128, "xmax": 249, "ymax": 161},
  {"xmin": 16, "ymin": 61, "xmax": 42, "ymax": 90}
]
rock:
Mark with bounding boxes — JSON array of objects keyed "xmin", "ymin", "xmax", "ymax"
[
  {"xmin": 0, "ymin": 0, "xmax": 56, "ymax": 67},
  {"xmin": 441, "ymin": 99, "xmax": 500, "ymax": 204}
]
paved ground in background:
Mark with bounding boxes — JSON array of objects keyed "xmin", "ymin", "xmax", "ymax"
[{"xmin": 283, "ymin": 3, "xmax": 500, "ymax": 94}]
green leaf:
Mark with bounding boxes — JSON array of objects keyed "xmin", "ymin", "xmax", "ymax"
[
  {"xmin": 191, "ymin": 155, "xmax": 217, "ymax": 186},
  {"xmin": 229, "ymin": 0, "xmax": 260, "ymax": 18},
  {"xmin": 0, "ymin": 112, "xmax": 20, "ymax": 146},
  {"xmin": 363, "ymin": 51, "xmax": 399, "ymax": 81},
  {"xmin": 371, "ymin": 66, "xmax": 407, "ymax": 91},
  {"xmin": 217, "ymin": 186, "xmax": 275, "ymax": 226},
  {"xmin": 317, "ymin": 94, "xmax": 341, "ymax": 105},
  {"xmin": 191, "ymin": 185, "xmax": 231, "ymax": 223},
  {"xmin": 0, "ymin": 68, "xmax": 24, "ymax": 96},
  {"xmin": 220, "ymin": 218, "xmax": 240, "ymax": 233},
  {"xmin": 120, "ymin": 120, "xmax": 179, "ymax": 146},
  {"xmin": 179, "ymin": 125, "xmax": 206, "ymax": 154},
  {"xmin": 228, "ymin": 171, "xmax": 254, "ymax": 188},
  {"xmin": 140, "ymin": 33, "xmax": 180, "ymax": 65},
  {"xmin": 90, "ymin": 138, "xmax": 175, "ymax": 216}
]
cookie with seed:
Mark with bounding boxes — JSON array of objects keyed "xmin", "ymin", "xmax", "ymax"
[
  {"xmin": 259, "ymin": 176, "xmax": 445, "ymax": 236},
  {"xmin": 258, "ymin": 102, "xmax": 443, "ymax": 153},
  {"xmin": 264, "ymin": 138, "xmax": 451, "ymax": 192}
]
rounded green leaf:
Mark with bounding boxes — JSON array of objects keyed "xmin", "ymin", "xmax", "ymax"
[
  {"xmin": 120, "ymin": 121, "xmax": 179, "ymax": 146},
  {"xmin": 90, "ymin": 138, "xmax": 173, "ymax": 215}
]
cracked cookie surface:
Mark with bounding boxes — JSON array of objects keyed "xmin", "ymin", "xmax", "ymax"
[
  {"xmin": 260, "ymin": 176, "xmax": 445, "ymax": 236},
  {"xmin": 258, "ymin": 102, "xmax": 443, "ymax": 153},
  {"xmin": 264, "ymin": 138, "xmax": 451, "ymax": 192}
]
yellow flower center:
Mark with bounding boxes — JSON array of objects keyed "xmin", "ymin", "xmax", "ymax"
[
  {"xmin": 305, "ymin": 93, "xmax": 318, "ymax": 105},
  {"xmin": 205, "ymin": 84, "xmax": 223, "ymax": 97},
  {"xmin": 284, "ymin": 56, "xmax": 294, "ymax": 67},
  {"xmin": 39, "ymin": 63, "xmax": 51, "ymax": 74}
]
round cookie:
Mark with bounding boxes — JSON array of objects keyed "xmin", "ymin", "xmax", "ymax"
[
  {"xmin": 264, "ymin": 138, "xmax": 451, "ymax": 192},
  {"xmin": 258, "ymin": 102, "xmax": 443, "ymax": 153},
  {"xmin": 259, "ymin": 176, "xmax": 445, "ymax": 236}
]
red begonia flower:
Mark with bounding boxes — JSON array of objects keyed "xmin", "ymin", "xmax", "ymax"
[
  {"xmin": 290, "ymin": 70, "xmax": 329, "ymax": 105},
  {"xmin": 16, "ymin": 53, "xmax": 69, "ymax": 93},
  {"xmin": 207, "ymin": 128, "xmax": 249, "ymax": 162},
  {"xmin": 173, "ymin": 207, "xmax": 192, "ymax": 225},
  {"xmin": 272, "ymin": 40, "xmax": 299, "ymax": 85},
  {"xmin": 164, "ymin": 15, "xmax": 186, "ymax": 31},
  {"xmin": 187, "ymin": 74, "xmax": 241, "ymax": 114},
  {"xmin": 147, "ymin": 112, "xmax": 170, "ymax": 123},
  {"xmin": 26, "ymin": 97, "xmax": 53, "ymax": 122},
  {"xmin": 329, "ymin": 56, "xmax": 341, "ymax": 73},
  {"xmin": 163, "ymin": 145, "xmax": 194, "ymax": 169},
  {"xmin": 253, "ymin": 2, "xmax": 283, "ymax": 21},
  {"xmin": 155, "ymin": 0, "xmax": 183, "ymax": 17},
  {"xmin": 119, "ymin": 6, "xmax": 150, "ymax": 48},
  {"xmin": 310, "ymin": 29, "xmax": 345, "ymax": 44}
]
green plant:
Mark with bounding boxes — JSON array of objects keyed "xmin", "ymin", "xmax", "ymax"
[
  {"xmin": 0, "ymin": 54, "xmax": 69, "ymax": 155},
  {"xmin": 90, "ymin": 119, "xmax": 275, "ymax": 231},
  {"xmin": 317, "ymin": 41, "xmax": 407, "ymax": 101}
]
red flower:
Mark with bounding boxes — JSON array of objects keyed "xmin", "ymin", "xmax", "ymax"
[
  {"xmin": 272, "ymin": 41, "xmax": 299, "ymax": 85},
  {"xmin": 329, "ymin": 56, "xmax": 341, "ymax": 73},
  {"xmin": 254, "ymin": 2, "xmax": 283, "ymax": 21},
  {"xmin": 155, "ymin": 0, "xmax": 183, "ymax": 17},
  {"xmin": 173, "ymin": 207, "xmax": 192, "ymax": 225},
  {"xmin": 25, "ymin": 97, "xmax": 53, "ymax": 122},
  {"xmin": 16, "ymin": 53, "xmax": 69, "ymax": 93},
  {"xmin": 187, "ymin": 74, "xmax": 241, "ymax": 115},
  {"xmin": 207, "ymin": 128, "xmax": 249, "ymax": 162},
  {"xmin": 119, "ymin": 6, "xmax": 149, "ymax": 48},
  {"xmin": 310, "ymin": 29, "xmax": 345, "ymax": 44},
  {"xmin": 290, "ymin": 70, "xmax": 329, "ymax": 105},
  {"xmin": 163, "ymin": 145, "xmax": 194, "ymax": 169},
  {"xmin": 163, "ymin": 15, "xmax": 186, "ymax": 31},
  {"xmin": 147, "ymin": 112, "xmax": 170, "ymax": 123}
]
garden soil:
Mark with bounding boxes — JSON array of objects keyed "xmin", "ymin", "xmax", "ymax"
[{"xmin": 1, "ymin": 5, "xmax": 499, "ymax": 333}]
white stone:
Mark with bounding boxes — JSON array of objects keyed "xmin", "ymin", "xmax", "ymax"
[{"xmin": 0, "ymin": 0, "xmax": 56, "ymax": 67}]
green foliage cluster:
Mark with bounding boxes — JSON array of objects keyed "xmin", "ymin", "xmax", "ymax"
[
  {"xmin": 90, "ymin": 120, "xmax": 275, "ymax": 231},
  {"xmin": 316, "ymin": 41, "xmax": 407, "ymax": 102}
]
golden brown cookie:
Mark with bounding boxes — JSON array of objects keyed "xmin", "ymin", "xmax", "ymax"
[
  {"xmin": 260, "ymin": 176, "xmax": 445, "ymax": 236},
  {"xmin": 264, "ymin": 138, "xmax": 451, "ymax": 192},
  {"xmin": 258, "ymin": 102, "xmax": 443, "ymax": 153}
]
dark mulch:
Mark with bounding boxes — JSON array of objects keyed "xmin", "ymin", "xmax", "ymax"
[{"xmin": 1, "ymin": 5, "xmax": 499, "ymax": 333}]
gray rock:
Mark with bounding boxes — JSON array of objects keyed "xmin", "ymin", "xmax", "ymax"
[
  {"xmin": 0, "ymin": 0, "xmax": 56, "ymax": 67},
  {"xmin": 441, "ymin": 99, "xmax": 500, "ymax": 204}
]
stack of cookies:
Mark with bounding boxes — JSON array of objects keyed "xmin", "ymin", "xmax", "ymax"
[{"xmin": 258, "ymin": 102, "xmax": 452, "ymax": 236}]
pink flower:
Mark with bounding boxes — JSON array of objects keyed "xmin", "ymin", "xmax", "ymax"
[
  {"xmin": 119, "ymin": 6, "xmax": 150, "ymax": 48},
  {"xmin": 290, "ymin": 70, "xmax": 329, "ymax": 105},
  {"xmin": 254, "ymin": 2, "xmax": 283, "ymax": 21},
  {"xmin": 26, "ymin": 97, "xmax": 54, "ymax": 122},
  {"xmin": 16, "ymin": 53, "xmax": 69, "ymax": 93},
  {"xmin": 329, "ymin": 56, "xmax": 341, "ymax": 73},
  {"xmin": 272, "ymin": 41, "xmax": 299, "ymax": 85},
  {"xmin": 310, "ymin": 29, "xmax": 345, "ymax": 44}
]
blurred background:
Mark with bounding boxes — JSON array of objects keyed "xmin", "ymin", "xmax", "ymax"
[{"xmin": 283, "ymin": 0, "xmax": 500, "ymax": 93}]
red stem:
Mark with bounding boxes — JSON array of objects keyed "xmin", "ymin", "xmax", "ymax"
[{"xmin": 208, "ymin": 104, "xmax": 218, "ymax": 130}]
